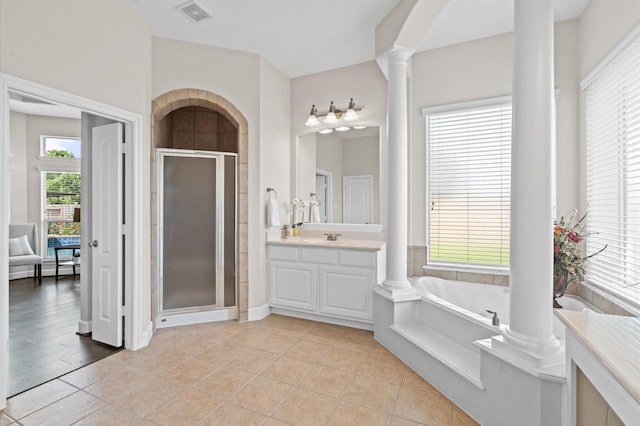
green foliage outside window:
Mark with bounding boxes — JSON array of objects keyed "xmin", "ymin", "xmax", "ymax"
[
  {"xmin": 45, "ymin": 171, "xmax": 81, "ymax": 237},
  {"xmin": 46, "ymin": 149, "xmax": 75, "ymax": 158}
]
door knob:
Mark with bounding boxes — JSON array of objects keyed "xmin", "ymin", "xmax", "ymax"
[{"xmin": 88, "ymin": 240, "xmax": 99, "ymax": 247}]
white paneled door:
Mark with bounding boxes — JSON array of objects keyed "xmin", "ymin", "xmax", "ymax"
[
  {"xmin": 343, "ymin": 175, "xmax": 373, "ymax": 224},
  {"xmin": 90, "ymin": 123, "xmax": 123, "ymax": 347}
]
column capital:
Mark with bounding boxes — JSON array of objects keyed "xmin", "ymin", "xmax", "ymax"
[{"xmin": 376, "ymin": 45, "xmax": 415, "ymax": 79}]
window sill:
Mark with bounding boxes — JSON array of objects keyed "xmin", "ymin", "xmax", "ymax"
[
  {"xmin": 582, "ymin": 281, "xmax": 640, "ymax": 317},
  {"xmin": 425, "ymin": 262, "xmax": 509, "ymax": 277}
]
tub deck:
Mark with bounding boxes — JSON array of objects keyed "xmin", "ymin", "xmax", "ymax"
[{"xmin": 392, "ymin": 323, "xmax": 483, "ymax": 388}]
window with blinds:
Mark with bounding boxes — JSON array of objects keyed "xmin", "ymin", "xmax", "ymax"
[
  {"xmin": 584, "ymin": 31, "xmax": 640, "ymax": 305},
  {"xmin": 41, "ymin": 170, "xmax": 81, "ymax": 259},
  {"xmin": 424, "ymin": 97, "xmax": 511, "ymax": 269}
]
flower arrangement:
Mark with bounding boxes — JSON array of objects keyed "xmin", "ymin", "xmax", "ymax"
[
  {"xmin": 554, "ymin": 211, "xmax": 587, "ymax": 281},
  {"xmin": 553, "ymin": 210, "xmax": 606, "ymax": 307}
]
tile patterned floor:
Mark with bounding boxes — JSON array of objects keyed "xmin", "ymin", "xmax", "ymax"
[{"xmin": 1, "ymin": 315, "xmax": 479, "ymax": 425}]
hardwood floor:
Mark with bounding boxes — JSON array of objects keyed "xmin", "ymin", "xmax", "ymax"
[{"xmin": 8, "ymin": 275, "xmax": 121, "ymax": 397}]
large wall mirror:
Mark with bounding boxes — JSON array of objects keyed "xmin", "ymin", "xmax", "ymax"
[{"xmin": 297, "ymin": 127, "xmax": 380, "ymax": 225}]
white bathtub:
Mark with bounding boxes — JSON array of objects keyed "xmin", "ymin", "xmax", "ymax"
[{"xmin": 413, "ymin": 276, "xmax": 595, "ymax": 340}]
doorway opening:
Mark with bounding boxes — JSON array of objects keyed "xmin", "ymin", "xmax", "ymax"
[
  {"xmin": 1, "ymin": 73, "xmax": 146, "ymax": 408},
  {"xmin": 315, "ymin": 169, "xmax": 332, "ymax": 223}
]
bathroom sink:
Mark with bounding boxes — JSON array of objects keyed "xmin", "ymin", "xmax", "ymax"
[
  {"xmin": 275, "ymin": 237, "xmax": 385, "ymax": 250},
  {"xmin": 302, "ymin": 238, "xmax": 344, "ymax": 244}
]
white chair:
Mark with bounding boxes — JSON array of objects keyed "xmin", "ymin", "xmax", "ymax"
[{"xmin": 9, "ymin": 223, "xmax": 43, "ymax": 284}]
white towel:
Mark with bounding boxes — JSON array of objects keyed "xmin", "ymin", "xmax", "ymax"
[
  {"xmin": 267, "ymin": 199, "xmax": 280, "ymax": 227},
  {"xmin": 310, "ymin": 203, "xmax": 321, "ymax": 223}
]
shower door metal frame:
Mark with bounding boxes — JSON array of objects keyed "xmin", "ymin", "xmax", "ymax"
[{"xmin": 156, "ymin": 148, "xmax": 235, "ymax": 322}]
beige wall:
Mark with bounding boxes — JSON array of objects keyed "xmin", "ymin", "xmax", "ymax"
[
  {"xmin": 316, "ymin": 134, "xmax": 344, "ymax": 222},
  {"xmin": 9, "ymin": 112, "xmax": 27, "ymax": 223},
  {"xmin": 258, "ymin": 58, "xmax": 292, "ymax": 309},
  {"xmin": 578, "ymin": 0, "xmax": 640, "ymax": 78},
  {"xmin": 298, "ymin": 133, "xmax": 317, "ymax": 209},
  {"xmin": 0, "ymin": 0, "xmax": 151, "ymax": 115},
  {"xmin": 554, "ymin": 20, "xmax": 581, "ymax": 217},
  {"xmin": 343, "ymin": 135, "xmax": 380, "ymax": 223}
]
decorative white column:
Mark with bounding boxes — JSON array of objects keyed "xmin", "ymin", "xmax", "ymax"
[
  {"xmin": 502, "ymin": 0, "xmax": 560, "ymax": 359},
  {"xmin": 381, "ymin": 47, "xmax": 414, "ymax": 294}
]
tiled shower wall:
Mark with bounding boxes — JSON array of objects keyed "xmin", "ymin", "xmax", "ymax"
[
  {"xmin": 407, "ymin": 245, "xmax": 508, "ymax": 286},
  {"xmin": 162, "ymin": 106, "xmax": 238, "ymax": 152}
]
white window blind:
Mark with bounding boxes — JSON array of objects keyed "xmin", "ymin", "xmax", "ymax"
[
  {"xmin": 41, "ymin": 171, "xmax": 81, "ymax": 259},
  {"xmin": 425, "ymin": 99, "xmax": 511, "ymax": 268},
  {"xmin": 584, "ymin": 31, "xmax": 640, "ymax": 304}
]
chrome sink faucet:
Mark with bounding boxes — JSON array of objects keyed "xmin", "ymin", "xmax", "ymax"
[{"xmin": 324, "ymin": 233, "xmax": 341, "ymax": 241}]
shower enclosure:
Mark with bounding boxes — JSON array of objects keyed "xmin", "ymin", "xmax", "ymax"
[{"xmin": 156, "ymin": 149, "xmax": 236, "ymax": 325}]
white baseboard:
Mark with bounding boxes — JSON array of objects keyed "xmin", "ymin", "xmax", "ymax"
[
  {"xmin": 155, "ymin": 307, "xmax": 238, "ymax": 329},
  {"xmin": 9, "ymin": 263, "xmax": 73, "ymax": 280},
  {"xmin": 248, "ymin": 304, "xmax": 271, "ymax": 321},
  {"xmin": 138, "ymin": 320, "xmax": 153, "ymax": 350},
  {"xmin": 9, "ymin": 269, "xmax": 32, "ymax": 280},
  {"xmin": 77, "ymin": 320, "xmax": 92, "ymax": 335},
  {"xmin": 269, "ymin": 307, "xmax": 373, "ymax": 330}
]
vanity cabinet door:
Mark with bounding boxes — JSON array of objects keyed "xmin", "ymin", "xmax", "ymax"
[
  {"xmin": 318, "ymin": 266, "xmax": 374, "ymax": 321},
  {"xmin": 268, "ymin": 261, "xmax": 317, "ymax": 312}
]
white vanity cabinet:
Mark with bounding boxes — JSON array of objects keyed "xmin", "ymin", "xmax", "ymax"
[
  {"xmin": 269, "ymin": 261, "xmax": 317, "ymax": 312},
  {"xmin": 267, "ymin": 241, "xmax": 385, "ymax": 328}
]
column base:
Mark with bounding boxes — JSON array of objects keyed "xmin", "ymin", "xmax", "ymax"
[
  {"xmin": 383, "ymin": 277, "xmax": 411, "ymax": 289},
  {"xmin": 375, "ymin": 283, "xmax": 419, "ymax": 302},
  {"xmin": 490, "ymin": 331, "xmax": 564, "ymax": 369}
]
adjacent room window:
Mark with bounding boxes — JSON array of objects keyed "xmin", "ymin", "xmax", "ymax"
[
  {"xmin": 41, "ymin": 135, "xmax": 81, "ymax": 158},
  {"xmin": 41, "ymin": 171, "xmax": 81, "ymax": 259},
  {"xmin": 583, "ymin": 31, "xmax": 640, "ymax": 305},
  {"xmin": 424, "ymin": 97, "xmax": 512, "ymax": 270},
  {"xmin": 39, "ymin": 136, "xmax": 81, "ymax": 258}
]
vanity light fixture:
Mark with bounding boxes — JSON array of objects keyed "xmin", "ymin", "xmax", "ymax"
[
  {"xmin": 343, "ymin": 98, "xmax": 358, "ymax": 121},
  {"xmin": 304, "ymin": 105, "xmax": 320, "ymax": 126},
  {"xmin": 324, "ymin": 102, "xmax": 337, "ymax": 124},
  {"xmin": 304, "ymin": 98, "xmax": 361, "ymax": 127}
]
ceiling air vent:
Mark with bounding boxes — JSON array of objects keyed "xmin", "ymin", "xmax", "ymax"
[{"xmin": 176, "ymin": 0, "xmax": 211, "ymax": 23}]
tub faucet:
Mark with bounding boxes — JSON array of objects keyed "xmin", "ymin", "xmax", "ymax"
[{"xmin": 486, "ymin": 310, "xmax": 500, "ymax": 326}]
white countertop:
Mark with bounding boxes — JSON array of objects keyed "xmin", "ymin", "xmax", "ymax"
[
  {"xmin": 555, "ymin": 309, "xmax": 640, "ymax": 404},
  {"xmin": 267, "ymin": 236, "xmax": 386, "ymax": 251}
]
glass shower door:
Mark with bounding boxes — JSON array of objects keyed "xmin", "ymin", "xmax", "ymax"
[{"xmin": 161, "ymin": 152, "xmax": 219, "ymax": 311}]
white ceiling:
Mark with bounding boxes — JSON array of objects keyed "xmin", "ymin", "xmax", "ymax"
[{"xmin": 123, "ymin": 0, "xmax": 590, "ymax": 78}]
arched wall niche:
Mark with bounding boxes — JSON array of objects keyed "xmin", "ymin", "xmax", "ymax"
[{"xmin": 151, "ymin": 88, "xmax": 249, "ymax": 323}]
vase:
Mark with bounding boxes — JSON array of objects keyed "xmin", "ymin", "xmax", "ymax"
[{"xmin": 553, "ymin": 270, "xmax": 569, "ymax": 308}]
